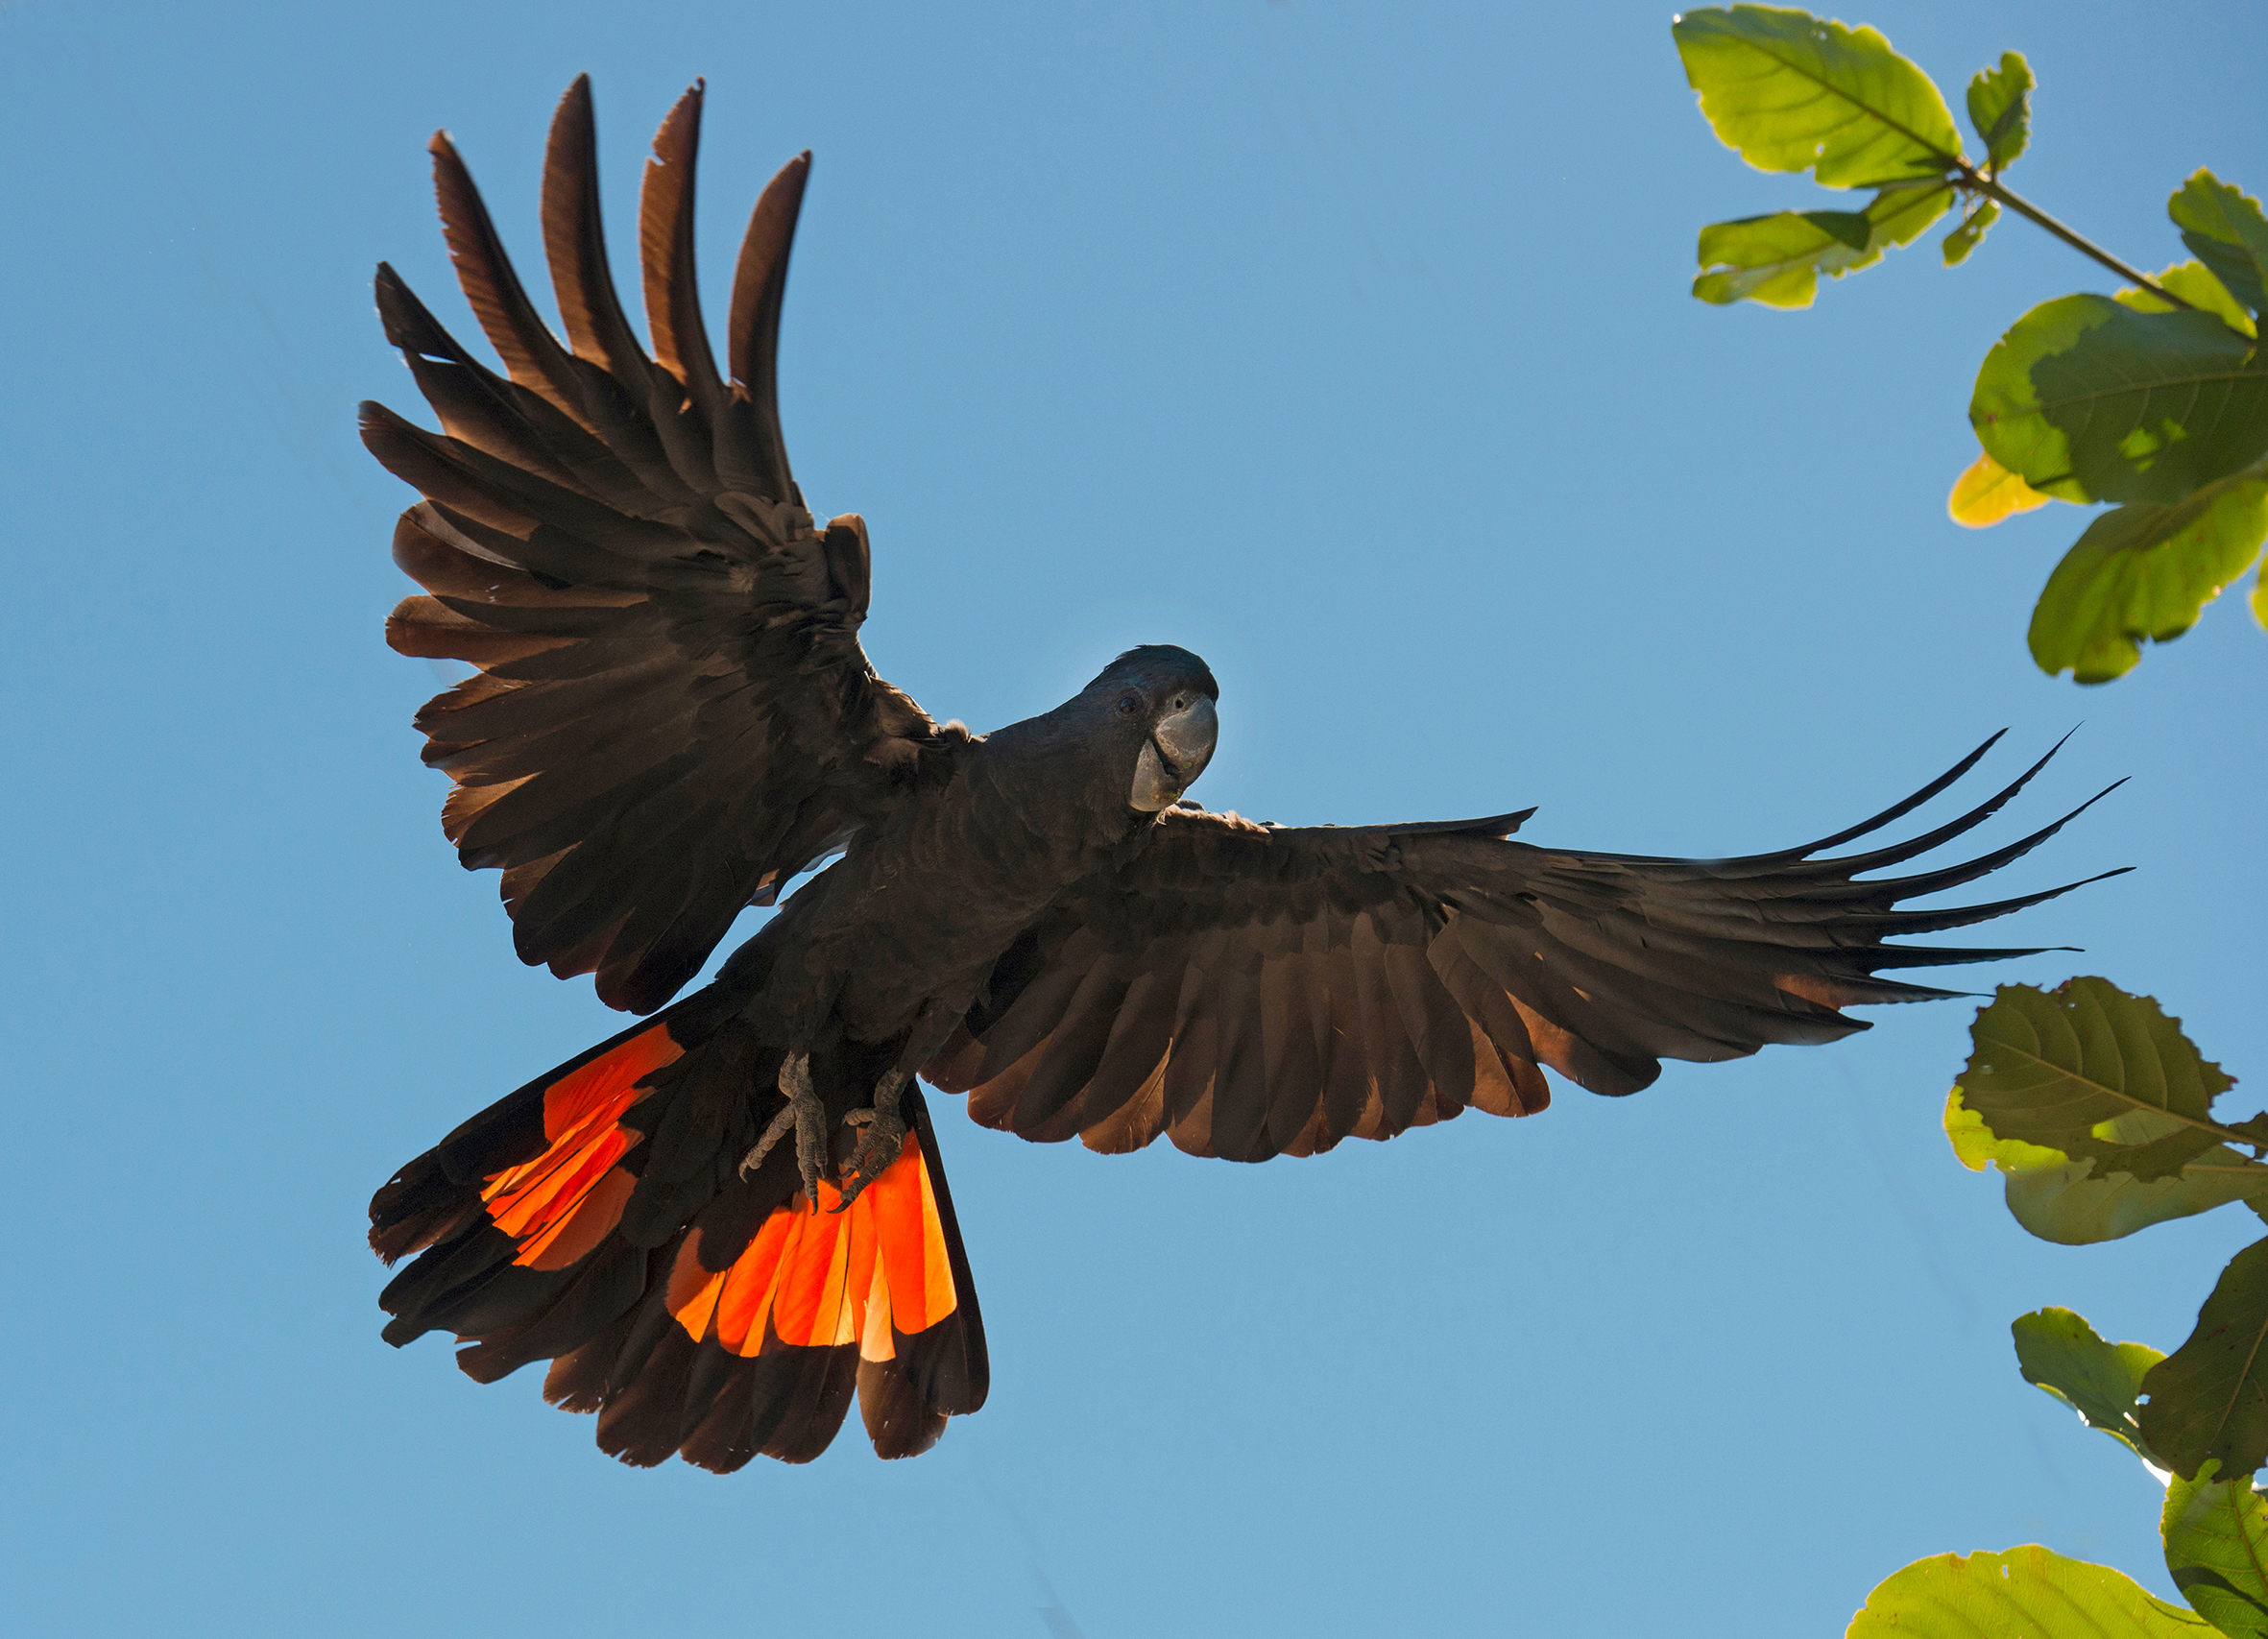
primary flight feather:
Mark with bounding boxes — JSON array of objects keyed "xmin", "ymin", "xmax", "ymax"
[{"xmin": 364, "ymin": 77, "xmax": 2120, "ymax": 1472}]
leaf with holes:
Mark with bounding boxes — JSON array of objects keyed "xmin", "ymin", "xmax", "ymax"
[
  {"xmin": 2141, "ymin": 1239, "xmax": 2268, "ymax": 1483},
  {"xmin": 1695, "ymin": 180, "xmax": 1952, "ymax": 306},
  {"xmin": 1674, "ymin": 6, "xmax": 1962, "ymax": 189},
  {"xmin": 2164, "ymin": 1463, "xmax": 2268, "ymax": 1639},
  {"xmin": 1973, "ymin": 295, "xmax": 2268, "ymax": 505},
  {"xmin": 1942, "ymin": 198, "xmax": 2000, "ymax": 266},
  {"xmin": 1954, "ymin": 980, "xmax": 2239, "ymax": 1183},
  {"xmin": 1846, "ymin": 1545, "xmax": 2211, "ymax": 1637},
  {"xmin": 2028, "ymin": 472, "xmax": 2268, "ymax": 683},
  {"xmin": 2013, "ymin": 1307, "xmax": 2164, "ymax": 1458},
  {"xmin": 1966, "ymin": 51, "xmax": 2032, "ymax": 174},
  {"xmin": 2170, "ymin": 171, "xmax": 2268, "ymax": 320}
]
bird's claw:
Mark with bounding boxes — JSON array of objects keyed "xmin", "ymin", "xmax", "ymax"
[
  {"xmin": 737, "ymin": 1051, "xmax": 828, "ymax": 1207},
  {"xmin": 830, "ymin": 1104, "xmax": 907, "ymax": 1214}
]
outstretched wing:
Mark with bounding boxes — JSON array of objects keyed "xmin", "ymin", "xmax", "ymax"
[
  {"xmin": 364, "ymin": 78, "xmax": 951, "ymax": 1013},
  {"xmin": 924, "ymin": 735, "xmax": 2125, "ymax": 1161}
]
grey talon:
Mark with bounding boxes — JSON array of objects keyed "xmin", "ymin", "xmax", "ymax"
[
  {"xmin": 737, "ymin": 1051, "xmax": 827, "ymax": 1206},
  {"xmin": 830, "ymin": 1072, "xmax": 909, "ymax": 1213}
]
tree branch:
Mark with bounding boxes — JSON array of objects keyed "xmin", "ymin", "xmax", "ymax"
[{"xmin": 1954, "ymin": 160, "xmax": 2198, "ymax": 310}]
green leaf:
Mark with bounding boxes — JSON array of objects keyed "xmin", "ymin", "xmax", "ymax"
[
  {"xmin": 1695, "ymin": 180, "xmax": 1953, "ymax": 306},
  {"xmin": 2006, "ymin": 1150, "xmax": 2268, "ymax": 1245},
  {"xmin": 1674, "ymin": 5, "xmax": 1963, "ymax": 188},
  {"xmin": 2013, "ymin": 1307, "xmax": 2165, "ymax": 1458},
  {"xmin": 1846, "ymin": 1545, "xmax": 2212, "ymax": 1637},
  {"xmin": 2163, "ymin": 1464, "xmax": 2268, "ymax": 1639},
  {"xmin": 1942, "ymin": 198, "xmax": 1999, "ymax": 266},
  {"xmin": 1972, "ymin": 294, "xmax": 2268, "ymax": 505},
  {"xmin": 1966, "ymin": 51, "xmax": 2033, "ymax": 174},
  {"xmin": 2170, "ymin": 171, "xmax": 2268, "ymax": 320},
  {"xmin": 2141, "ymin": 1238, "xmax": 2268, "ymax": 1483},
  {"xmin": 1955, "ymin": 980, "xmax": 2239, "ymax": 1182},
  {"xmin": 2028, "ymin": 472, "xmax": 2268, "ymax": 683},
  {"xmin": 2119, "ymin": 261, "xmax": 2259, "ymax": 341},
  {"xmin": 1946, "ymin": 1090, "xmax": 2268, "ymax": 1241}
]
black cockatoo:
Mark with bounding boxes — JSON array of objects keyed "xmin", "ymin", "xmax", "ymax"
[{"xmin": 364, "ymin": 79, "xmax": 2117, "ymax": 1472}]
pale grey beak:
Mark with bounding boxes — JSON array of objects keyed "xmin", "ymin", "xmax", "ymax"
[{"xmin": 1129, "ymin": 695, "xmax": 1218, "ymax": 811}]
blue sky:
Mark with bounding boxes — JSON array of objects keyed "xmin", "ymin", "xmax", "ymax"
[{"xmin": 3, "ymin": 1, "xmax": 2262, "ymax": 1633}]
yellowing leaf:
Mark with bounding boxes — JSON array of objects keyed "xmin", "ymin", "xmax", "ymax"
[
  {"xmin": 1944, "ymin": 1088, "xmax": 2064, "ymax": 1171},
  {"xmin": 1847, "ymin": 1545, "xmax": 2211, "ymax": 1637},
  {"xmin": 1949, "ymin": 449, "xmax": 2051, "ymax": 526}
]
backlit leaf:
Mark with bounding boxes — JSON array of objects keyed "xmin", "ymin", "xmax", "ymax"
[
  {"xmin": 2028, "ymin": 472, "xmax": 2268, "ymax": 683},
  {"xmin": 2117, "ymin": 261, "xmax": 2257, "ymax": 341},
  {"xmin": 1674, "ymin": 5, "xmax": 1962, "ymax": 189},
  {"xmin": 2170, "ymin": 171, "xmax": 2268, "ymax": 320},
  {"xmin": 2141, "ymin": 1239, "xmax": 2268, "ymax": 1483},
  {"xmin": 1695, "ymin": 180, "xmax": 1952, "ymax": 306},
  {"xmin": 1966, "ymin": 52, "xmax": 2033, "ymax": 174},
  {"xmin": 2013, "ymin": 1307, "xmax": 2164, "ymax": 1458},
  {"xmin": 1945, "ymin": 1086, "xmax": 2066, "ymax": 1172},
  {"xmin": 1948, "ymin": 447, "xmax": 2049, "ymax": 526},
  {"xmin": 1846, "ymin": 1545, "xmax": 2211, "ymax": 1637},
  {"xmin": 2004, "ymin": 1150, "xmax": 2268, "ymax": 1245},
  {"xmin": 2163, "ymin": 1464, "xmax": 2268, "ymax": 1639},
  {"xmin": 1946, "ymin": 1092, "xmax": 2268, "ymax": 1242},
  {"xmin": 1954, "ymin": 980, "xmax": 2236, "ymax": 1182},
  {"xmin": 1942, "ymin": 198, "xmax": 1999, "ymax": 266},
  {"xmin": 1972, "ymin": 295, "xmax": 2268, "ymax": 505}
]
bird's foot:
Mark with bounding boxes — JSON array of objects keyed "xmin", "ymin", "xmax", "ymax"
[
  {"xmin": 831, "ymin": 1071, "xmax": 908, "ymax": 1213},
  {"xmin": 738, "ymin": 1051, "xmax": 828, "ymax": 1207}
]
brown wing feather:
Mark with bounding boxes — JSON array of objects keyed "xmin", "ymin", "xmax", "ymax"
[
  {"xmin": 929, "ymin": 743, "xmax": 2122, "ymax": 1161},
  {"xmin": 638, "ymin": 84, "xmax": 724, "ymax": 408},
  {"xmin": 366, "ymin": 81, "xmax": 952, "ymax": 1013}
]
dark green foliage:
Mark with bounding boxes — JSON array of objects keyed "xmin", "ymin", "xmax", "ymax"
[
  {"xmin": 2143, "ymin": 1242, "xmax": 2268, "ymax": 1484},
  {"xmin": 1952, "ymin": 980, "xmax": 2237, "ymax": 1184},
  {"xmin": 2162, "ymin": 1466, "xmax": 2268, "ymax": 1639}
]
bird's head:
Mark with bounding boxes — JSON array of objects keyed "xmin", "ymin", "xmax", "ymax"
[{"xmin": 1079, "ymin": 645, "xmax": 1219, "ymax": 813}]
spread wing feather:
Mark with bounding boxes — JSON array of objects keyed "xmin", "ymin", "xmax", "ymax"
[
  {"xmin": 926, "ymin": 736, "xmax": 2127, "ymax": 1161},
  {"xmin": 365, "ymin": 77, "xmax": 949, "ymax": 1013}
]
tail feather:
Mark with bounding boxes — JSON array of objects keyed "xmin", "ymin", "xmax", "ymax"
[{"xmin": 370, "ymin": 993, "xmax": 988, "ymax": 1469}]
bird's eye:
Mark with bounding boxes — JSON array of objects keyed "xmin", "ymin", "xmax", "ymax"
[{"xmin": 1116, "ymin": 695, "xmax": 1141, "ymax": 717}]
